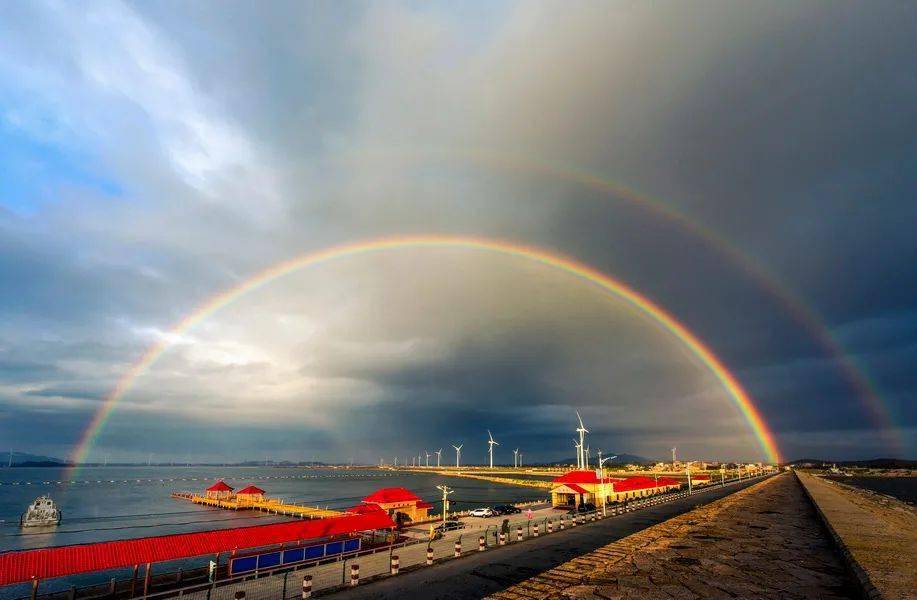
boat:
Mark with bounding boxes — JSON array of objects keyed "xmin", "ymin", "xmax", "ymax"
[{"xmin": 20, "ymin": 495, "xmax": 62, "ymax": 527}]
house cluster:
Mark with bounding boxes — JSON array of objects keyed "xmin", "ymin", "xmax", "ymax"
[{"xmin": 550, "ymin": 470, "xmax": 690, "ymax": 508}]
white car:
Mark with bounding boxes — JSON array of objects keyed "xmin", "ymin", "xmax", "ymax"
[{"xmin": 469, "ymin": 507, "xmax": 494, "ymax": 518}]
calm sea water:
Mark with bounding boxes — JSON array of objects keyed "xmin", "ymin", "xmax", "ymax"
[
  {"xmin": 0, "ymin": 466, "xmax": 546, "ymax": 552},
  {"xmin": 0, "ymin": 466, "xmax": 546, "ymax": 598},
  {"xmin": 826, "ymin": 476, "xmax": 917, "ymax": 504}
]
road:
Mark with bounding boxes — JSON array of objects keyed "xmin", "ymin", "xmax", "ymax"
[{"xmin": 325, "ymin": 477, "xmax": 767, "ymax": 599}]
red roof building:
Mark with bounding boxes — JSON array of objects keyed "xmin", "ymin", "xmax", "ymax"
[
  {"xmin": 0, "ymin": 512, "xmax": 396, "ymax": 586},
  {"xmin": 361, "ymin": 487, "xmax": 430, "ymax": 523},
  {"xmin": 551, "ymin": 471, "xmax": 682, "ymax": 508}
]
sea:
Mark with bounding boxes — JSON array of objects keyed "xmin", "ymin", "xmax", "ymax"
[
  {"xmin": 0, "ymin": 466, "xmax": 547, "ymax": 598},
  {"xmin": 824, "ymin": 475, "xmax": 917, "ymax": 504}
]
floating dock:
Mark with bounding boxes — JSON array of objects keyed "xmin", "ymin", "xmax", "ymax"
[{"xmin": 171, "ymin": 492, "xmax": 343, "ymax": 519}]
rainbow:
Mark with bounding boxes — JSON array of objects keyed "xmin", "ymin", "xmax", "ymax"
[
  {"xmin": 70, "ymin": 235, "xmax": 781, "ymax": 471},
  {"xmin": 384, "ymin": 146, "xmax": 900, "ymax": 452}
]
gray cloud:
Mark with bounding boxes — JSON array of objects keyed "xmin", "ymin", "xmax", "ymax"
[{"xmin": 0, "ymin": 1, "xmax": 914, "ymax": 462}]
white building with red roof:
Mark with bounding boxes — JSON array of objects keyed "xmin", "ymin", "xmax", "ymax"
[{"xmin": 551, "ymin": 471, "xmax": 682, "ymax": 508}]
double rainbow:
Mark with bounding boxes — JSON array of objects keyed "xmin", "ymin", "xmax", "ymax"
[{"xmin": 70, "ymin": 235, "xmax": 781, "ymax": 469}]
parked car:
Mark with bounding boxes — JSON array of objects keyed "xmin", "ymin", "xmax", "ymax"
[
  {"xmin": 430, "ymin": 520, "xmax": 466, "ymax": 539},
  {"xmin": 493, "ymin": 504, "xmax": 521, "ymax": 515},
  {"xmin": 567, "ymin": 502, "xmax": 597, "ymax": 514},
  {"xmin": 469, "ymin": 507, "xmax": 495, "ymax": 518}
]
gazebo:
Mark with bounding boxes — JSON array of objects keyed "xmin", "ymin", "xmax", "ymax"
[
  {"xmin": 235, "ymin": 485, "xmax": 266, "ymax": 502},
  {"xmin": 205, "ymin": 480, "xmax": 234, "ymax": 500}
]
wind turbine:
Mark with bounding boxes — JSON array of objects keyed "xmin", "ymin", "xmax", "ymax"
[
  {"xmin": 425, "ymin": 451, "xmax": 431, "ymax": 468},
  {"xmin": 487, "ymin": 430, "xmax": 499, "ymax": 469},
  {"xmin": 575, "ymin": 410, "xmax": 589, "ymax": 469},
  {"xmin": 452, "ymin": 444, "xmax": 463, "ymax": 468},
  {"xmin": 435, "ymin": 449, "xmax": 442, "ymax": 468},
  {"xmin": 519, "ymin": 451, "xmax": 523, "ymax": 467},
  {"xmin": 671, "ymin": 447, "xmax": 677, "ymax": 465},
  {"xmin": 585, "ymin": 446, "xmax": 590, "ymax": 469},
  {"xmin": 573, "ymin": 439, "xmax": 582, "ymax": 468},
  {"xmin": 513, "ymin": 448, "xmax": 519, "ymax": 468}
]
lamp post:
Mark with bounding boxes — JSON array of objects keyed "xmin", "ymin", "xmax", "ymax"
[
  {"xmin": 598, "ymin": 455, "xmax": 616, "ymax": 517},
  {"xmin": 685, "ymin": 465, "xmax": 692, "ymax": 495},
  {"xmin": 436, "ymin": 485, "xmax": 453, "ymax": 527}
]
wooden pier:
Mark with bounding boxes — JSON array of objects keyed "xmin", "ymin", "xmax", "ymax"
[{"xmin": 171, "ymin": 492, "xmax": 344, "ymax": 519}]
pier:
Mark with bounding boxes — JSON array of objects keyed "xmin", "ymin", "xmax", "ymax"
[{"xmin": 170, "ymin": 491, "xmax": 344, "ymax": 519}]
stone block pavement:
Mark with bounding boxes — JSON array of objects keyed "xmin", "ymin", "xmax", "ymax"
[
  {"xmin": 487, "ymin": 473, "xmax": 857, "ymax": 599},
  {"xmin": 797, "ymin": 471, "xmax": 916, "ymax": 599}
]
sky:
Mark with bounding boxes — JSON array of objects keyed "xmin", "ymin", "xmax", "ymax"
[{"xmin": 1, "ymin": 0, "xmax": 915, "ymax": 464}]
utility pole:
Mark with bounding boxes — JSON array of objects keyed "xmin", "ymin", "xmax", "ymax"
[
  {"xmin": 436, "ymin": 485, "xmax": 454, "ymax": 526},
  {"xmin": 598, "ymin": 455, "xmax": 616, "ymax": 517},
  {"xmin": 686, "ymin": 465, "xmax": 692, "ymax": 495}
]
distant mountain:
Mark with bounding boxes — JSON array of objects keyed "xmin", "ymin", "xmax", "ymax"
[
  {"xmin": 5, "ymin": 451, "xmax": 68, "ymax": 467},
  {"xmin": 788, "ymin": 458, "xmax": 915, "ymax": 468},
  {"xmin": 543, "ymin": 453, "xmax": 651, "ymax": 466}
]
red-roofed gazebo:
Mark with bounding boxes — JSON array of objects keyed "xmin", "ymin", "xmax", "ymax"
[
  {"xmin": 205, "ymin": 480, "xmax": 234, "ymax": 500},
  {"xmin": 236, "ymin": 485, "xmax": 266, "ymax": 502}
]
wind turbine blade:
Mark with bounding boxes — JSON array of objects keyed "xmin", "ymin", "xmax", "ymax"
[{"xmin": 576, "ymin": 410, "xmax": 584, "ymax": 429}]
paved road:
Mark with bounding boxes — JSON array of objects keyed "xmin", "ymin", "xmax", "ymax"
[{"xmin": 325, "ymin": 477, "xmax": 767, "ymax": 599}]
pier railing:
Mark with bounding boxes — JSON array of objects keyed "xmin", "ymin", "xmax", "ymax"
[{"xmin": 15, "ymin": 473, "xmax": 772, "ymax": 600}]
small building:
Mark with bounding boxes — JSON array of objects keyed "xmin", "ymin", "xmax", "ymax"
[
  {"xmin": 235, "ymin": 485, "xmax": 266, "ymax": 503},
  {"xmin": 205, "ymin": 480, "xmax": 234, "ymax": 500},
  {"xmin": 550, "ymin": 470, "xmax": 618, "ymax": 508},
  {"xmin": 551, "ymin": 471, "xmax": 682, "ymax": 507},
  {"xmin": 360, "ymin": 487, "xmax": 433, "ymax": 525}
]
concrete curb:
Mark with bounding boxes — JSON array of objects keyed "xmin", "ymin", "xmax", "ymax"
[{"xmin": 794, "ymin": 471, "xmax": 882, "ymax": 600}]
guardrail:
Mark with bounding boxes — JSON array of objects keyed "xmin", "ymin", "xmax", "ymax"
[{"xmin": 17, "ymin": 473, "xmax": 772, "ymax": 600}]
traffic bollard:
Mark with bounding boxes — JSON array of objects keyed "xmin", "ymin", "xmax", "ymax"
[
  {"xmin": 302, "ymin": 576, "xmax": 312, "ymax": 599},
  {"xmin": 426, "ymin": 547, "xmax": 434, "ymax": 565},
  {"xmin": 548, "ymin": 520, "xmax": 554, "ymax": 533},
  {"xmin": 350, "ymin": 564, "xmax": 359, "ymax": 586},
  {"xmin": 454, "ymin": 540, "xmax": 461, "ymax": 557},
  {"xmin": 479, "ymin": 536, "xmax": 485, "ymax": 552},
  {"xmin": 499, "ymin": 532, "xmax": 506, "ymax": 545},
  {"xmin": 516, "ymin": 526, "xmax": 522, "ymax": 542},
  {"xmin": 533, "ymin": 523, "xmax": 539, "ymax": 537},
  {"xmin": 391, "ymin": 555, "xmax": 399, "ymax": 576}
]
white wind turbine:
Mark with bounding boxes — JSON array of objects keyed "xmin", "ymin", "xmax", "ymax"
[
  {"xmin": 453, "ymin": 444, "xmax": 463, "ymax": 468},
  {"xmin": 585, "ymin": 445, "xmax": 590, "ymax": 469},
  {"xmin": 575, "ymin": 410, "xmax": 589, "ymax": 469},
  {"xmin": 487, "ymin": 430, "xmax": 499, "ymax": 469},
  {"xmin": 435, "ymin": 448, "xmax": 442, "ymax": 468},
  {"xmin": 573, "ymin": 439, "xmax": 582, "ymax": 468},
  {"xmin": 513, "ymin": 448, "xmax": 519, "ymax": 468},
  {"xmin": 425, "ymin": 451, "xmax": 431, "ymax": 468}
]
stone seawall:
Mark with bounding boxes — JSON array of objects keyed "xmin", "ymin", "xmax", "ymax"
[
  {"xmin": 488, "ymin": 472, "xmax": 856, "ymax": 599},
  {"xmin": 796, "ymin": 471, "xmax": 916, "ymax": 600}
]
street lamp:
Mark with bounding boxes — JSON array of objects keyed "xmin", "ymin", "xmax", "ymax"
[
  {"xmin": 436, "ymin": 485, "xmax": 454, "ymax": 527},
  {"xmin": 598, "ymin": 455, "xmax": 616, "ymax": 517}
]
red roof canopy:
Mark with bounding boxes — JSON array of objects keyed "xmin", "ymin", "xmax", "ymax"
[
  {"xmin": 346, "ymin": 503, "xmax": 384, "ymax": 514},
  {"xmin": 362, "ymin": 487, "xmax": 421, "ymax": 504},
  {"xmin": 0, "ymin": 512, "xmax": 395, "ymax": 586},
  {"xmin": 236, "ymin": 485, "xmax": 265, "ymax": 495},
  {"xmin": 551, "ymin": 470, "xmax": 616, "ymax": 485},
  {"xmin": 610, "ymin": 476, "xmax": 669, "ymax": 491},
  {"xmin": 415, "ymin": 501, "xmax": 434, "ymax": 509},
  {"xmin": 205, "ymin": 480, "xmax": 233, "ymax": 492},
  {"xmin": 560, "ymin": 483, "xmax": 589, "ymax": 495}
]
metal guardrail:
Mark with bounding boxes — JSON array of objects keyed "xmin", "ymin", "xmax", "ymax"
[{"xmin": 15, "ymin": 473, "xmax": 773, "ymax": 600}]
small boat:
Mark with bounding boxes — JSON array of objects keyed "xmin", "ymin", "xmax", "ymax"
[{"xmin": 20, "ymin": 495, "xmax": 62, "ymax": 527}]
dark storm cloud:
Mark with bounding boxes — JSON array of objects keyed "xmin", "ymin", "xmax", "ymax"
[{"xmin": 1, "ymin": 0, "xmax": 915, "ymax": 462}]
